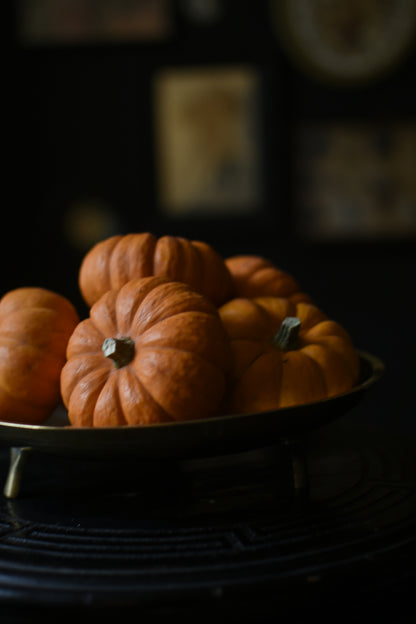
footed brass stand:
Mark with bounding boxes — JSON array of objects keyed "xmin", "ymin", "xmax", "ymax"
[
  {"xmin": 3, "ymin": 447, "xmax": 32, "ymax": 498},
  {"xmin": 283, "ymin": 438, "xmax": 309, "ymax": 503},
  {"xmin": 2, "ymin": 440, "xmax": 309, "ymax": 503}
]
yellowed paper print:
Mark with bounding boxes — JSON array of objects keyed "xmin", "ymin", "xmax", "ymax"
[{"xmin": 154, "ymin": 67, "xmax": 263, "ymax": 216}]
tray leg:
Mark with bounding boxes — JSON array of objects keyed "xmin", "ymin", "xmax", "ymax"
[
  {"xmin": 3, "ymin": 447, "xmax": 32, "ymax": 499},
  {"xmin": 283, "ymin": 438, "xmax": 309, "ymax": 503}
]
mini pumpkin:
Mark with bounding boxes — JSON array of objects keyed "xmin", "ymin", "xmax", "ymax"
[
  {"xmin": 79, "ymin": 232, "xmax": 233, "ymax": 308},
  {"xmin": 61, "ymin": 276, "xmax": 232, "ymax": 427},
  {"xmin": 0, "ymin": 287, "xmax": 80, "ymax": 424},
  {"xmin": 225, "ymin": 255, "xmax": 311, "ymax": 303},
  {"xmin": 219, "ymin": 296, "xmax": 360, "ymax": 414}
]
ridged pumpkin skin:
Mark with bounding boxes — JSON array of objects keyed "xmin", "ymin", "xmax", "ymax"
[
  {"xmin": 0, "ymin": 287, "xmax": 80, "ymax": 424},
  {"xmin": 225, "ymin": 255, "xmax": 311, "ymax": 303},
  {"xmin": 79, "ymin": 232, "xmax": 233, "ymax": 308},
  {"xmin": 219, "ymin": 296, "xmax": 360, "ymax": 414},
  {"xmin": 61, "ymin": 277, "xmax": 232, "ymax": 427}
]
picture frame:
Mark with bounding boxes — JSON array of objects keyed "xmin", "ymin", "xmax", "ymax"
[
  {"xmin": 16, "ymin": 0, "xmax": 173, "ymax": 45},
  {"xmin": 153, "ymin": 65, "xmax": 264, "ymax": 218},
  {"xmin": 269, "ymin": 0, "xmax": 416, "ymax": 87},
  {"xmin": 294, "ymin": 121, "xmax": 416, "ymax": 240}
]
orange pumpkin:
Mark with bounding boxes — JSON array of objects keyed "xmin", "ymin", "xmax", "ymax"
[
  {"xmin": 79, "ymin": 232, "xmax": 233, "ymax": 308},
  {"xmin": 0, "ymin": 287, "xmax": 80, "ymax": 424},
  {"xmin": 225, "ymin": 255, "xmax": 311, "ymax": 303},
  {"xmin": 219, "ymin": 296, "xmax": 360, "ymax": 414},
  {"xmin": 61, "ymin": 276, "xmax": 232, "ymax": 427}
]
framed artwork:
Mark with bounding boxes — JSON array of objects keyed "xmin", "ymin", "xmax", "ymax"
[
  {"xmin": 294, "ymin": 122, "xmax": 416, "ymax": 240},
  {"xmin": 270, "ymin": 0, "xmax": 416, "ymax": 86},
  {"xmin": 153, "ymin": 66, "xmax": 263, "ymax": 217},
  {"xmin": 16, "ymin": 0, "xmax": 172, "ymax": 45}
]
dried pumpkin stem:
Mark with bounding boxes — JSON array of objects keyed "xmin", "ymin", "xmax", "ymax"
[
  {"xmin": 272, "ymin": 316, "xmax": 301, "ymax": 351},
  {"xmin": 102, "ymin": 337, "xmax": 135, "ymax": 369}
]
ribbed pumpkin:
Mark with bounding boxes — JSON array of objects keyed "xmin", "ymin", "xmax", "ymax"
[
  {"xmin": 61, "ymin": 277, "xmax": 232, "ymax": 427},
  {"xmin": 0, "ymin": 287, "xmax": 80, "ymax": 424},
  {"xmin": 79, "ymin": 232, "xmax": 233, "ymax": 308},
  {"xmin": 225, "ymin": 255, "xmax": 311, "ymax": 303},
  {"xmin": 219, "ymin": 296, "xmax": 360, "ymax": 414}
]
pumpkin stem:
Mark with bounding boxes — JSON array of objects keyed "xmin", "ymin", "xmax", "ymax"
[
  {"xmin": 102, "ymin": 337, "xmax": 135, "ymax": 369},
  {"xmin": 272, "ymin": 316, "xmax": 301, "ymax": 351}
]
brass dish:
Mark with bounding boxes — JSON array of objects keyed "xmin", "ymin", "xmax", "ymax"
[{"xmin": 0, "ymin": 350, "xmax": 384, "ymax": 497}]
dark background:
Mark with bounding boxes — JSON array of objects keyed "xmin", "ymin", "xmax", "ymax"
[{"xmin": 7, "ymin": 1, "xmax": 416, "ymax": 433}]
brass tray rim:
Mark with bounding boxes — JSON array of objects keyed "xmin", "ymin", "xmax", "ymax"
[
  {"xmin": 0, "ymin": 350, "xmax": 384, "ymax": 457},
  {"xmin": 0, "ymin": 350, "xmax": 383, "ymax": 431}
]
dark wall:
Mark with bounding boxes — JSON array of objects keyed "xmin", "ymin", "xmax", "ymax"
[{"xmin": 8, "ymin": 1, "xmax": 416, "ymax": 433}]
